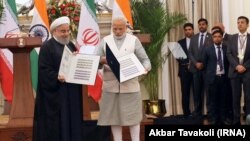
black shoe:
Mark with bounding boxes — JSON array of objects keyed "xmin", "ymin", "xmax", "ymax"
[
  {"xmin": 243, "ymin": 114, "xmax": 246, "ymax": 120},
  {"xmin": 232, "ymin": 122, "xmax": 241, "ymax": 125},
  {"xmin": 223, "ymin": 118, "xmax": 233, "ymax": 125},
  {"xmin": 183, "ymin": 114, "xmax": 192, "ymax": 119},
  {"xmin": 208, "ymin": 120, "xmax": 216, "ymax": 125},
  {"xmin": 191, "ymin": 112, "xmax": 202, "ymax": 119}
]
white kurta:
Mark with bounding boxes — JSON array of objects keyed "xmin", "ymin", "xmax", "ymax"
[{"xmin": 97, "ymin": 33, "xmax": 151, "ymax": 125}]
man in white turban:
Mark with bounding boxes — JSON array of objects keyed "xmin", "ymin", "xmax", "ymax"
[
  {"xmin": 50, "ymin": 16, "xmax": 70, "ymax": 32},
  {"xmin": 33, "ymin": 16, "xmax": 83, "ymax": 141},
  {"xmin": 49, "ymin": 16, "xmax": 71, "ymax": 45}
]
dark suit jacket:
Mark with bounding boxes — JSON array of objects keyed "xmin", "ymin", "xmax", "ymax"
[
  {"xmin": 222, "ymin": 33, "xmax": 231, "ymax": 47},
  {"xmin": 188, "ymin": 32, "xmax": 213, "ymax": 73},
  {"xmin": 227, "ymin": 33, "xmax": 250, "ymax": 79},
  {"xmin": 177, "ymin": 38, "xmax": 190, "ymax": 77},
  {"xmin": 205, "ymin": 45, "xmax": 229, "ymax": 84}
]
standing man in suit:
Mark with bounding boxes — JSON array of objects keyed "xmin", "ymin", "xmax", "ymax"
[
  {"xmin": 177, "ymin": 23, "xmax": 194, "ymax": 118},
  {"xmin": 211, "ymin": 24, "xmax": 233, "ymax": 124},
  {"xmin": 227, "ymin": 16, "xmax": 250, "ymax": 125},
  {"xmin": 189, "ymin": 18, "xmax": 212, "ymax": 119},
  {"xmin": 212, "ymin": 23, "xmax": 231, "ymax": 47},
  {"xmin": 204, "ymin": 30, "xmax": 230, "ymax": 124}
]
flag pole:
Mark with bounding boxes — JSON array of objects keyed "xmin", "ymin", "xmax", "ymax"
[{"xmin": 192, "ymin": 0, "xmax": 194, "ymax": 25}]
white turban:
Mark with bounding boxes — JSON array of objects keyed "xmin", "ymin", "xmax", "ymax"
[{"xmin": 50, "ymin": 16, "xmax": 70, "ymax": 32}]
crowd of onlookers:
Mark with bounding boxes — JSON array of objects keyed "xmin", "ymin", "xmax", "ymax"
[{"xmin": 177, "ymin": 16, "xmax": 250, "ymax": 125}]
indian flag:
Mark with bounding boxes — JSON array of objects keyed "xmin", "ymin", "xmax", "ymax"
[
  {"xmin": 76, "ymin": 0, "xmax": 101, "ymax": 102},
  {"xmin": 112, "ymin": 0, "xmax": 133, "ymax": 28},
  {"xmin": 29, "ymin": 0, "xmax": 50, "ymax": 93},
  {"xmin": 0, "ymin": 0, "xmax": 20, "ymax": 102}
]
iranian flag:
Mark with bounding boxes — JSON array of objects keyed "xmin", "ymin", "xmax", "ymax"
[
  {"xmin": 0, "ymin": 0, "xmax": 20, "ymax": 102},
  {"xmin": 29, "ymin": 0, "xmax": 50, "ymax": 93},
  {"xmin": 76, "ymin": 0, "xmax": 102, "ymax": 102}
]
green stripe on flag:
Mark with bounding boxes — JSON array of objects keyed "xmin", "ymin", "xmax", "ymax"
[
  {"xmin": 30, "ymin": 50, "xmax": 38, "ymax": 91},
  {"xmin": 86, "ymin": 0, "xmax": 95, "ymax": 14},
  {"xmin": 7, "ymin": 0, "xmax": 17, "ymax": 16}
]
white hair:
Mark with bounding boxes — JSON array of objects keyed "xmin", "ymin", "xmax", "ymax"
[{"xmin": 112, "ymin": 17, "xmax": 127, "ymax": 26}]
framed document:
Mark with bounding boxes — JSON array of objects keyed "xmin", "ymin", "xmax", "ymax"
[
  {"xmin": 106, "ymin": 43, "xmax": 146, "ymax": 83},
  {"xmin": 59, "ymin": 45, "xmax": 100, "ymax": 85}
]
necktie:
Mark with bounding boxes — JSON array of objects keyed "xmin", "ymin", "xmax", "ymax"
[
  {"xmin": 239, "ymin": 35, "xmax": 246, "ymax": 64},
  {"xmin": 239, "ymin": 34, "xmax": 246, "ymax": 50},
  {"xmin": 217, "ymin": 46, "xmax": 223, "ymax": 71},
  {"xmin": 199, "ymin": 34, "xmax": 204, "ymax": 48}
]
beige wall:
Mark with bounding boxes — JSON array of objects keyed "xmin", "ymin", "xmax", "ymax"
[{"xmin": 222, "ymin": 0, "xmax": 250, "ymax": 34}]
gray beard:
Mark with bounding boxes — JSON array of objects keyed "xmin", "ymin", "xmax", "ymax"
[
  {"xmin": 54, "ymin": 36, "xmax": 70, "ymax": 45},
  {"xmin": 113, "ymin": 33, "xmax": 126, "ymax": 40}
]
